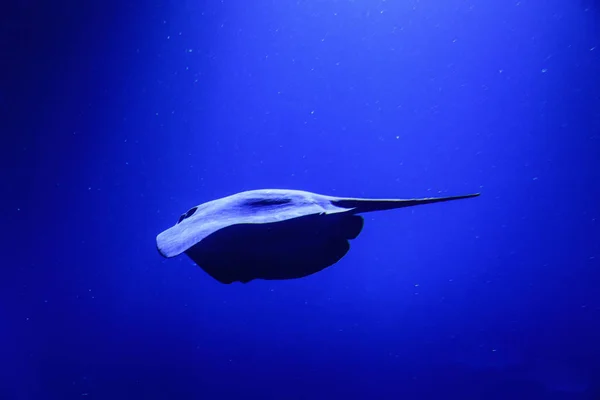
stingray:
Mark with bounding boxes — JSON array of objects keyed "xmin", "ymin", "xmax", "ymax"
[{"xmin": 156, "ymin": 189, "xmax": 479, "ymax": 284}]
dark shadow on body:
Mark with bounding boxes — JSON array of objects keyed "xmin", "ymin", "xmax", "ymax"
[{"xmin": 185, "ymin": 213, "xmax": 364, "ymax": 283}]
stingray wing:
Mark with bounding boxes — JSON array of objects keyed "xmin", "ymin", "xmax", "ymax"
[{"xmin": 156, "ymin": 189, "xmax": 353, "ymax": 258}]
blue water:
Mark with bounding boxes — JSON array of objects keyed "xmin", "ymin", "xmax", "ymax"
[{"xmin": 2, "ymin": 1, "xmax": 599, "ymax": 399}]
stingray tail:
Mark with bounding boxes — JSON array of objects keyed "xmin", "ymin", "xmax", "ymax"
[{"xmin": 332, "ymin": 193, "xmax": 480, "ymax": 213}]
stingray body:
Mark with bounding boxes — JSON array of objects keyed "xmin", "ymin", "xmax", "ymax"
[{"xmin": 156, "ymin": 189, "xmax": 479, "ymax": 284}]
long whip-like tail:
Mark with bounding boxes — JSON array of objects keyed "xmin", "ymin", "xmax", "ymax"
[{"xmin": 332, "ymin": 193, "xmax": 480, "ymax": 213}]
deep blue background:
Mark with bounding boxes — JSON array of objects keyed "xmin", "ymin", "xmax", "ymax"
[{"xmin": 2, "ymin": 1, "xmax": 600, "ymax": 399}]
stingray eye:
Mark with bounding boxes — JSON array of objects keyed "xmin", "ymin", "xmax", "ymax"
[{"xmin": 177, "ymin": 206, "xmax": 198, "ymax": 224}]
